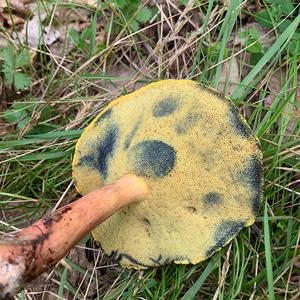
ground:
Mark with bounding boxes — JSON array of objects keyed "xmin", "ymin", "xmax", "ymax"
[{"xmin": 0, "ymin": 0, "xmax": 299, "ymax": 299}]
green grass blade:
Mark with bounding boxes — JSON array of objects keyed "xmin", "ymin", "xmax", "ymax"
[
  {"xmin": 0, "ymin": 139, "xmax": 45, "ymax": 148},
  {"xmin": 58, "ymin": 268, "xmax": 68, "ymax": 299},
  {"xmin": 26, "ymin": 130, "xmax": 82, "ymax": 139},
  {"xmin": 0, "ymin": 192, "xmax": 37, "ymax": 202},
  {"xmin": 0, "ymin": 130, "xmax": 82, "ymax": 148},
  {"xmin": 8, "ymin": 150, "xmax": 72, "ymax": 161},
  {"xmin": 190, "ymin": 0, "xmax": 215, "ymax": 77},
  {"xmin": 263, "ymin": 202, "xmax": 275, "ymax": 300},
  {"xmin": 231, "ymin": 12, "xmax": 300, "ymax": 99},
  {"xmin": 182, "ymin": 258, "xmax": 218, "ymax": 300},
  {"xmin": 255, "ymin": 78, "xmax": 293, "ymax": 138},
  {"xmin": 18, "ymin": 289, "xmax": 25, "ymax": 300},
  {"xmin": 214, "ymin": 0, "xmax": 242, "ymax": 89}
]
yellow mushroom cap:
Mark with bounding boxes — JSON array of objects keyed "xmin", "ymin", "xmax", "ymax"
[{"xmin": 72, "ymin": 79, "xmax": 263, "ymax": 269}]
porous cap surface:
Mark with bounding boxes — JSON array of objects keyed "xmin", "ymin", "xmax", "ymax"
[{"xmin": 72, "ymin": 80, "xmax": 263, "ymax": 268}]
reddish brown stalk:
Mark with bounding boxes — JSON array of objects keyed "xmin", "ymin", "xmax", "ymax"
[{"xmin": 0, "ymin": 175, "xmax": 148, "ymax": 299}]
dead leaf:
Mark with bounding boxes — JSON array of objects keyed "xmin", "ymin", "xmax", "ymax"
[
  {"xmin": 0, "ymin": 0, "xmax": 32, "ymax": 29},
  {"xmin": 2, "ymin": 13, "xmax": 25, "ymax": 26},
  {"xmin": 8, "ymin": 0, "xmax": 31, "ymax": 17},
  {"xmin": 17, "ymin": 13, "xmax": 61, "ymax": 48},
  {"xmin": 216, "ymin": 56, "xmax": 239, "ymax": 96},
  {"xmin": 44, "ymin": 25, "xmax": 61, "ymax": 45}
]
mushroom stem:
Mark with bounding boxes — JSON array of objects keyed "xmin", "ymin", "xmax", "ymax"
[{"xmin": 0, "ymin": 174, "xmax": 148, "ymax": 299}]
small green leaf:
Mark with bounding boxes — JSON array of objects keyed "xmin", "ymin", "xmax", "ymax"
[
  {"xmin": 1, "ymin": 46, "xmax": 32, "ymax": 90},
  {"xmin": 128, "ymin": 19, "xmax": 139, "ymax": 32},
  {"xmin": 96, "ymin": 43, "xmax": 106, "ymax": 53},
  {"xmin": 79, "ymin": 27, "xmax": 92, "ymax": 50},
  {"xmin": 14, "ymin": 72, "xmax": 32, "ymax": 90},
  {"xmin": 115, "ymin": 0, "xmax": 126, "ymax": 8},
  {"xmin": 250, "ymin": 52, "xmax": 264, "ymax": 65},
  {"xmin": 69, "ymin": 28, "xmax": 80, "ymax": 47},
  {"xmin": 255, "ymin": 8, "xmax": 278, "ymax": 29},
  {"xmin": 3, "ymin": 101, "xmax": 36, "ymax": 124},
  {"xmin": 207, "ymin": 42, "xmax": 228, "ymax": 61},
  {"xmin": 238, "ymin": 28, "xmax": 262, "ymax": 53},
  {"xmin": 135, "ymin": 7, "xmax": 153, "ymax": 23},
  {"xmin": 114, "ymin": 0, "xmax": 127, "ymax": 8},
  {"xmin": 3, "ymin": 69, "xmax": 14, "ymax": 85},
  {"xmin": 269, "ymin": 0, "xmax": 295, "ymax": 15},
  {"xmin": 249, "ymin": 27, "xmax": 260, "ymax": 39},
  {"xmin": 238, "ymin": 28, "xmax": 260, "ymax": 40},
  {"xmin": 15, "ymin": 48, "xmax": 30, "ymax": 68},
  {"xmin": 288, "ymin": 37, "xmax": 300, "ymax": 56},
  {"xmin": 238, "ymin": 31, "xmax": 248, "ymax": 39},
  {"xmin": 3, "ymin": 108, "xmax": 25, "ymax": 124},
  {"xmin": 0, "ymin": 47, "xmax": 14, "ymax": 68},
  {"xmin": 246, "ymin": 38, "xmax": 262, "ymax": 53},
  {"xmin": 101, "ymin": 1, "xmax": 110, "ymax": 9},
  {"xmin": 276, "ymin": 221, "xmax": 285, "ymax": 231},
  {"xmin": 180, "ymin": 0, "xmax": 189, "ymax": 5}
]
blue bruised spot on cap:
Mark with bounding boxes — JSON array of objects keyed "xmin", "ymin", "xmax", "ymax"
[
  {"xmin": 206, "ymin": 220, "xmax": 245, "ymax": 256},
  {"xmin": 128, "ymin": 140, "xmax": 176, "ymax": 178},
  {"xmin": 124, "ymin": 116, "xmax": 143, "ymax": 149},
  {"xmin": 97, "ymin": 124, "xmax": 119, "ymax": 180},
  {"xmin": 228, "ymin": 107, "xmax": 251, "ymax": 138},
  {"xmin": 241, "ymin": 156, "xmax": 263, "ymax": 213},
  {"xmin": 152, "ymin": 97, "xmax": 180, "ymax": 117},
  {"xmin": 175, "ymin": 111, "xmax": 201, "ymax": 134},
  {"xmin": 202, "ymin": 192, "xmax": 223, "ymax": 206}
]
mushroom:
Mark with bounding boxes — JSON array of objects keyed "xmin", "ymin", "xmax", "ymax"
[
  {"xmin": 0, "ymin": 79, "xmax": 263, "ymax": 298},
  {"xmin": 73, "ymin": 79, "xmax": 263, "ymax": 268}
]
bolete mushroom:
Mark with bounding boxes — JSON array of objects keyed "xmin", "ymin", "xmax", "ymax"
[{"xmin": 73, "ymin": 79, "xmax": 263, "ymax": 269}]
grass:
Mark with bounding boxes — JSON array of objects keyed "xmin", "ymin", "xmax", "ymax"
[
  {"xmin": 263, "ymin": 202, "xmax": 275, "ymax": 300},
  {"xmin": 0, "ymin": 0, "xmax": 299, "ymax": 299}
]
